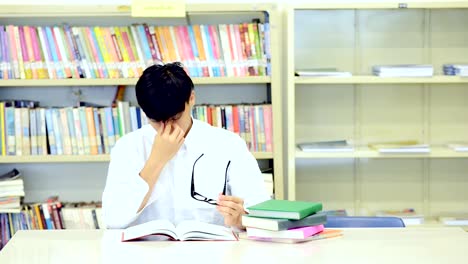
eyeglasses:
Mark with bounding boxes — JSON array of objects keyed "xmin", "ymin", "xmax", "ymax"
[{"xmin": 191, "ymin": 153, "xmax": 230, "ymax": 206}]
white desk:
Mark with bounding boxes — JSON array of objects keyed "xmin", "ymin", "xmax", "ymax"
[{"xmin": 1, "ymin": 228, "xmax": 467, "ymax": 264}]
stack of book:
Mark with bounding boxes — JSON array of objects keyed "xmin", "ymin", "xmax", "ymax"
[
  {"xmin": 0, "ymin": 169, "xmax": 24, "ymax": 214},
  {"xmin": 369, "ymin": 141, "xmax": 430, "ymax": 154},
  {"xmin": 372, "ymin": 64, "xmax": 433, "ymax": 77},
  {"xmin": 241, "ymin": 200, "xmax": 342, "ymax": 243},
  {"xmin": 297, "ymin": 140, "xmax": 354, "ymax": 153},
  {"xmin": 443, "ymin": 64, "xmax": 468, "ymax": 77}
]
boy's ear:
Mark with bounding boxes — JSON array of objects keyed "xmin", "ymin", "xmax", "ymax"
[{"xmin": 189, "ymin": 90, "xmax": 196, "ymax": 106}]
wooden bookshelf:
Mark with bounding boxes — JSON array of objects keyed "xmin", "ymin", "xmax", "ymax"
[
  {"xmin": 0, "ymin": 152, "xmax": 274, "ymax": 163},
  {"xmin": 295, "ymin": 148, "xmax": 468, "ymax": 159},
  {"xmin": 286, "ymin": 2, "xmax": 468, "ymax": 220},
  {"xmin": 0, "ymin": 3, "xmax": 284, "ymax": 201},
  {"xmin": 0, "ymin": 77, "xmax": 271, "ymax": 87},
  {"xmin": 295, "ymin": 76, "xmax": 468, "ymax": 84}
]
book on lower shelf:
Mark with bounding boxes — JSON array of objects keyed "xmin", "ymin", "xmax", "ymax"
[
  {"xmin": 372, "ymin": 64, "xmax": 434, "ymax": 77},
  {"xmin": 438, "ymin": 213, "xmax": 468, "ymax": 226},
  {"xmin": 295, "ymin": 68, "xmax": 352, "ymax": 77},
  {"xmin": 0, "ymin": 168, "xmax": 24, "ymax": 213},
  {"xmin": 297, "ymin": 140, "xmax": 354, "ymax": 153},
  {"xmin": 447, "ymin": 142, "xmax": 468, "ymax": 152},
  {"xmin": 375, "ymin": 208, "xmax": 424, "ymax": 226},
  {"xmin": 368, "ymin": 141, "xmax": 430, "ymax": 154},
  {"xmin": 443, "ymin": 64, "xmax": 468, "ymax": 77},
  {"xmin": 121, "ymin": 220, "xmax": 238, "ymax": 242}
]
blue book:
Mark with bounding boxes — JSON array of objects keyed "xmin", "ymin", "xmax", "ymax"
[
  {"xmin": 136, "ymin": 107, "xmax": 142, "ymax": 129},
  {"xmin": 137, "ymin": 25, "xmax": 152, "ymax": 66},
  {"xmin": 93, "ymin": 108, "xmax": 103, "ymax": 154},
  {"xmin": 188, "ymin": 25, "xmax": 202, "ymax": 77},
  {"xmin": 44, "ymin": 109, "xmax": 56, "ymax": 155},
  {"xmin": 45, "ymin": 27, "xmax": 65, "ymax": 79}
]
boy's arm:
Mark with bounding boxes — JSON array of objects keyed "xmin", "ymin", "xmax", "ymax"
[{"xmin": 216, "ymin": 135, "xmax": 270, "ymax": 228}]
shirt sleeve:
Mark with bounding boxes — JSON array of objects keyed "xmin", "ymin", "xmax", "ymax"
[
  {"xmin": 227, "ymin": 136, "xmax": 271, "ymax": 210},
  {"xmin": 101, "ymin": 137, "xmax": 149, "ymax": 229}
]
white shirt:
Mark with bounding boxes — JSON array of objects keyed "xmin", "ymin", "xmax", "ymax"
[{"xmin": 102, "ymin": 119, "xmax": 270, "ymax": 229}]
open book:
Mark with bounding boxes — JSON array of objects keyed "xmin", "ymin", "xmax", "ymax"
[{"xmin": 121, "ymin": 220, "xmax": 238, "ymax": 241}]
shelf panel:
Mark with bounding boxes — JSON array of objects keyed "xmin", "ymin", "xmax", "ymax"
[
  {"xmin": 0, "ymin": 152, "xmax": 273, "ymax": 163},
  {"xmin": 0, "ymin": 4, "xmax": 276, "ymax": 17},
  {"xmin": 0, "ymin": 77, "xmax": 271, "ymax": 87},
  {"xmin": 295, "ymin": 76, "xmax": 468, "ymax": 84},
  {"xmin": 293, "ymin": 2, "xmax": 468, "ymax": 10},
  {"xmin": 0, "ymin": 155, "xmax": 111, "ymax": 163},
  {"xmin": 295, "ymin": 148, "xmax": 468, "ymax": 159}
]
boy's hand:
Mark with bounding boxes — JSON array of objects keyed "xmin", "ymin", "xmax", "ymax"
[
  {"xmin": 216, "ymin": 194, "xmax": 245, "ymax": 229},
  {"xmin": 150, "ymin": 122, "xmax": 185, "ymax": 166}
]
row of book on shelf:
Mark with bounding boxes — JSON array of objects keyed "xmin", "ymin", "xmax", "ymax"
[
  {"xmin": 295, "ymin": 64, "xmax": 468, "ymax": 78},
  {"xmin": 0, "ymin": 20, "xmax": 270, "ymax": 80},
  {"xmin": 0, "ymin": 100, "xmax": 273, "ymax": 156},
  {"xmin": 297, "ymin": 140, "xmax": 468, "ymax": 153},
  {"xmin": 192, "ymin": 104, "xmax": 273, "ymax": 152}
]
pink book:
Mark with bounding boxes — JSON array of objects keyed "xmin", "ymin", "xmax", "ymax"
[
  {"xmin": 7, "ymin": 25, "xmax": 20, "ymax": 79},
  {"xmin": 246, "ymin": 224, "xmax": 325, "ymax": 240},
  {"xmin": 174, "ymin": 26, "xmax": 188, "ymax": 72},
  {"xmin": 233, "ymin": 24, "xmax": 246, "ymax": 76},
  {"xmin": 30, "ymin": 26, "xmax": 46, "ymax": 79},
  {"xmin": 121, "ymin": 28, "xmax": 140, "ymax": 76},
  {"xmin": 23, "ymin": 26, "xmax": 38, "ymax": 79},
  {"xmin": 18, "ymin": 26, "xmax": 32, "ymax": 79},
  {"xmin": 226, "ymin": 24, "xmax": 238, "ymax": 77},
  {"xmin": 209, "ymin": 25, "xmax": 225, "ymax": 77},
  {"xmin": 181, "ymin": 26, "xmax": 196, "ymax": 76}
]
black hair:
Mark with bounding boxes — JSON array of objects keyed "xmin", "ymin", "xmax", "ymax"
[{"xmin": 135, "ymin": 62, "xmax": 194, "ymax": 122}]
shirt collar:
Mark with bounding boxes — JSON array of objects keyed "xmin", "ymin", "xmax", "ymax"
[{"xmin": 183, "ymin": 118, "xmax": 200, "ymax": 151}]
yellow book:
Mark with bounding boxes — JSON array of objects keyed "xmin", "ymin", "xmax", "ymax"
[
  {"xmin": 114, "ymin": 27, "xmax": 133, "ymax": 78},
  {"xmin": 155, "ymin": 26, "xmax": 169, "ymax": 62},
  {"xmin": 163, "ymin": 26, "xmax": 177, "ymax": 62},
  {"xmin": 85, "ymin": 107, "xmax": 98, "ymax": 155},
  {"xmin": 94, "ymin": 27, "xmax": 115, "ymax": 78},
  {"xmin": 126, "ymin": 26, "xmax": 145, "ymax": 75}
]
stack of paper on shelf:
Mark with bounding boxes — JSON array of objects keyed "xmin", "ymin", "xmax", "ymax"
[
  {"xmin": 447, "ymin": 142, "xmax": 468, "ymax": 152},
  {"xmin": 297, "ymin": 140, "xmax": 354, "ymax": 152},
  {"xmin": 295, "ymin": 68, "xmax": 352, "ymax": 77},
  {"xmin": 372, "ymin": 64, "xmax": 433, "ymax": 77},
  {"xmin": 241, "ymin": 200, "xmax": 342, "ymax": 243},
  {"xmin": 438, "ymin": 213, "xmax": 468, "ymax": 226},
  {"xmin": 443, "ymin": 64, "xmax": 468, "ymax": 77},
  {"xmin": 376, "ymin": 208, "xmax": 424, "ymax": 226},
  {"xmin": 0, "ymin": 169, "xmax": 24, "ymax": 213},
  {"xmin": 369, "ymin": 141, "xmax": 430, "ymax": 154}
]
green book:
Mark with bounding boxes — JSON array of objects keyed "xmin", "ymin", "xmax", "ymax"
[
  {"xmin": 242, "ymin": 212, "xmax": 327, "ymax": 231},
  {"xmin": 247, "ymin": 200, "xmax": 323, "ymax": 220}
]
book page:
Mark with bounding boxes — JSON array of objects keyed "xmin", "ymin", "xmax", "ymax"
[
  {"xmin": 122, "ymin": 219, "xmax": 177, "ymax": 241},
  {"xmin": 176, "ymin": 220, "xmax": 237, "ymax": 241}
]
